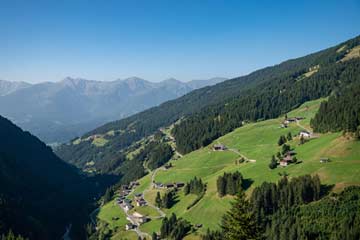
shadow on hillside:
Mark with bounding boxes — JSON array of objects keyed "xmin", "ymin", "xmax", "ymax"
[
  {"xmin": 243, "ymin": 178, "xmax": 254, "ymax": 191},
  {"xmin": 320, "ymin": 184, "xmax": 335, "ymax": 198}
]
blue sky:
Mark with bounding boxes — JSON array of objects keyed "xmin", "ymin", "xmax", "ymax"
[{"xmin": 1, "ymin": 0, "xmax": 359, "ymax": 83}]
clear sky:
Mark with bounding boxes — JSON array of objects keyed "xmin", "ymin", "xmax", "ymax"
[{"xmin": 1, "ymin": 0, "xmax": 359, "ymax": 83}]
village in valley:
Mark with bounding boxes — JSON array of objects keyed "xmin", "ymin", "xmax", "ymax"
[
  {"xmin": 119, "ymin": 112, "xmax": 330, "ymax": 235},
  {"xmin": 115, "ymin": 162, "xmax": 187, "ymax": 238}
]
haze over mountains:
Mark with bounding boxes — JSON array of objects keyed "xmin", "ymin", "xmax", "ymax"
[{"xmin": 0, "ymin": 77, "xmax": 226, "ymax": 143}]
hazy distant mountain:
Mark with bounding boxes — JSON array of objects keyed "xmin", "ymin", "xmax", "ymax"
[
  {"xmin": 0, "ymin": 80, "xmax": 31, "ymax": 96},
  {"xmin": 186, "ymin": 77, "xmax": 228, "ymax": 89},
  {"xmin": 0, "ymin": 77, "xmax": 226, "ymax": 143}
]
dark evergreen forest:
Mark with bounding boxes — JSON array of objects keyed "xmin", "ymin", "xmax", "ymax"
[
  {"xmin": 0, "ymin": 116, "xmax": 116, "ymax": 239},
  {"xmin": 202, "ymin": 175, "xmax": 360, "ymax": 240}
]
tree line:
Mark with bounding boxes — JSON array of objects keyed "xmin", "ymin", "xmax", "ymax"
[
  {"xmin": 184, "ymin": 177, "xmax": 206, "ymax": 195},
  {"xmin": 184, "ymin": 177, "xmax": 207, "ymax": 210},
  {"xmin": 173, "ymin": 57, "xmax": 360, "ymax": 154},
  {"xmin": 216, "ymin": 171, "xmax": 244, "ymax": 197},
  {"xmin": 155, "ymin": 190, "xmax": 177, "ymax": 209},
  {"xmin": 202, "ymin": 174, "xmax": 327, "ymax": 240},
  {"xmin": 160, "ymin": 213, "xmax": 192, "ymax": 240},
  {"xmin": 311, "ymin": 81, "xmax": 360, "ymax": 138}
]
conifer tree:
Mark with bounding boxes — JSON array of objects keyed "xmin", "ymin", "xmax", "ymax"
[
  {"xmin": 155, "ymin": 192, "xmax": 162, "ymax": 208},
  {"xmin": 269, "ymin": 155, "xmax": 277, "ymax": 169},
  {"xmin": 287, "ymin": 132, "xmax": 292, "ymax": 141},
  {"xmin": 221, "ymin": 191, "xmax": 260, "ymax": 240}
]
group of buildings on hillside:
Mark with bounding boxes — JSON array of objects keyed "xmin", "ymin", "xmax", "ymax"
[
  {"xmin": 153, "ymin": 181, "xmax": 185, "ymax": 189},
  {"xmin": 114, "ymin": 181, "xmax": 152, "ymax": 231}
]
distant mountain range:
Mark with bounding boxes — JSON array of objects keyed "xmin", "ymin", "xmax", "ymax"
[
  {"xmin": 0, "ymin": 77, "xmax": 227, "ymax": 143},
  {"xmin": 0, "ymin": 80, "xmax": 31, "ymax": 96}
]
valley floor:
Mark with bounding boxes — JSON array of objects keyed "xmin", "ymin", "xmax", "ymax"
[{"xmin": 95, "ymin": 98, "xmax": 360, "ymax": 240}]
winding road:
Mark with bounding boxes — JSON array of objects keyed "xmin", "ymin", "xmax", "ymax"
[
  {"xmin": 142, "ymin": 167, "xmax": 166, "ymax": 219},
  {"xmin": 118, "ymin": 167, "xmax": 167, "ymax": 239},
  {"xmin": 296, "ymin": 119, "xmax": 312, "ymax": 133}
]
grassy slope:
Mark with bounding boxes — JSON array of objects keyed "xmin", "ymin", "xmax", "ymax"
[
  {"xmin": 97, "ymin": 98, "xmax": 360, "ymax": 239},
  {"xmin": 97, "ymin": 201, "xmax": 138, "ymax": 240}
]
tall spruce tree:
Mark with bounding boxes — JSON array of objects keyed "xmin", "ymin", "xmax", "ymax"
[
  {"xmin": 269, "ymin": 155, "xmax": 277, "ymax": 169},
  {"xmin": 155, "ymin": 192, "xmax": 162, "ymax": 208},
  {"xmin": 220, "ymin": 191, "xmax": 260, "ymax": 240}
]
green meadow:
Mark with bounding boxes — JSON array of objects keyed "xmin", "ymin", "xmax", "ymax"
[{"xmin": 97, "ymin": 98, "xmax": 360, "ymax": 239}]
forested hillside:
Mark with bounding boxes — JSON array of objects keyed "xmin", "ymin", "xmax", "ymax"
[
  {"xmin": 95, "ymin": 97, "xmax": 360, "ymax": 239},
  {"xmin": 56, "ymin": 35, "xmax": 360, "ymax": 178},
  {"xmin": 311, "ymin": 81, "xmax": 360, "ymax": 135},
  {"xmin": 0, "ymin": 115, "xmax": 116, "ymax": 239},
  {"xmin": 172, "ymin": 44, "xmax": 360, "ymax": 153},
  {"xmin": 203, "ymin": 179, "xmax": 360, "ymax": 240}
]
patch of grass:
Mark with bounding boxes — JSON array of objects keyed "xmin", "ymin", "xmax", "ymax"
[
  {"xmin": 101, "ymin": 99, "xmax": 360, "ymax": 238},
  {"xmin": 336, "ymin": 44, "xmax": 347, "ymax": 53},
  {"xmin": 129, "ymin": 205, "xmax": 160, "ymax": 218},
  {"xmin": 92, "ymin": 137, "xmax": 109, "ymax": 147},
  {"xmin": 72, "ymin": 138, "xmax": 82, "ymax": 145},
  {"xmin": 341, "ymin": 45, "xmax": 360, "ymax": 62},
  {"xmin": 139, "ymin": 218, "xmax": 162, "ymax": 235},
  {"xmin": 97, "ymin": 201, "xmax": 128, "ymax": 230}
]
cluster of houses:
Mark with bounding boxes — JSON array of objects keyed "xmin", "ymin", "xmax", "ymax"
[
  {"xmin": 153, "ymin": 181, "xmax": 185, "ymax": 189},
  {"xmin": 125, "ymin": 211, "xmax": 150, "ymax": 230},
  {"xmin": 281, "ymin": 116, "xmax": 305, "ymax": 128},
  {"xmin": 116, "ymin": 181, "xmax": 141, "ymax": 211},
  {"xmin": 279, "ymin": 151, "xmax": 296, "ymax": 167},
  {"xmin": 114, "ymin": 182, "xmax": 151, "ymax": 231},
  {"xmin": 134, "ymin": 193, "xmax": 147, "ymax": 207}
]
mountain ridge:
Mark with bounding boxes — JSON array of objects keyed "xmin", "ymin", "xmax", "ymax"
[
  {"xmin": 56, "ymin": 35, "xmax": 360, "ymax": 180},
  {"xmin": 0, "ymin": 76, "xmax": 226, "ymax": 143}
]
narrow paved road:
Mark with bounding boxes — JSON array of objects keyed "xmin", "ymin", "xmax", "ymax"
[
  {"xmin": 118, "ymin": 187, "xmax": 151, "ymax": 239},
  {"xmin": 216, "ymin": 140, "xmax": 255, "ymax": 162},
  {"xmin": 123, "ymin": 206, "xmax": 151, "ymax": 239},
  {"xmin": 296, "ymin": 120, "xmax": 312, "ymax": 133},
  {"xmin": 143, "ymin": 168, "xmax": 166, "ymax": 219}
]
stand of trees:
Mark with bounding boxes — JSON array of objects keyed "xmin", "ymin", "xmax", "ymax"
[
  {"xmin": 203, "ymin": 184, "xmax": 360, "ymax": 240},
  {"xmin": 160, "ymin": 213, "xmax": 192, "ymax": 240},
  {"xmin": 184, "ymin": 177, "xmax": 206, "ymax": 195},
  {"xmin": 203, "ymin": 174, "xmax": 328, "ymax": 240},
  {"xmin": 251, "ymin": 175, "xmax": 321, "ymax": 229},
  {"xmin": 311, "ymin": 81, "xmax": 360, "ymax": 137},
  {"xmin": 183, "ymin": 177, "xmax": 207, "ymax": 210},
  {"xmin": 266, "ymin": 186, "xmax": 360, "ymax": 240},
  {"xmin": 216, "ymin": 171, "xmax": 244, "ymax": 197},
  {"xmin": 278, "ymin": 133, "xmax": 292, "ymax": 146},
  {"xmin": 146, "ymin": 142, "xmax": 173, "ymax": 170},
  {"xmin": 155, "ymin": 190, "xmax": 177, "ymax": 209}
]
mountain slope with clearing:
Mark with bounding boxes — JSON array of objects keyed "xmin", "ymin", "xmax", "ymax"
[{"xmin": 94, "ymin": 98, "xmax": 360, "ymax": 239}]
